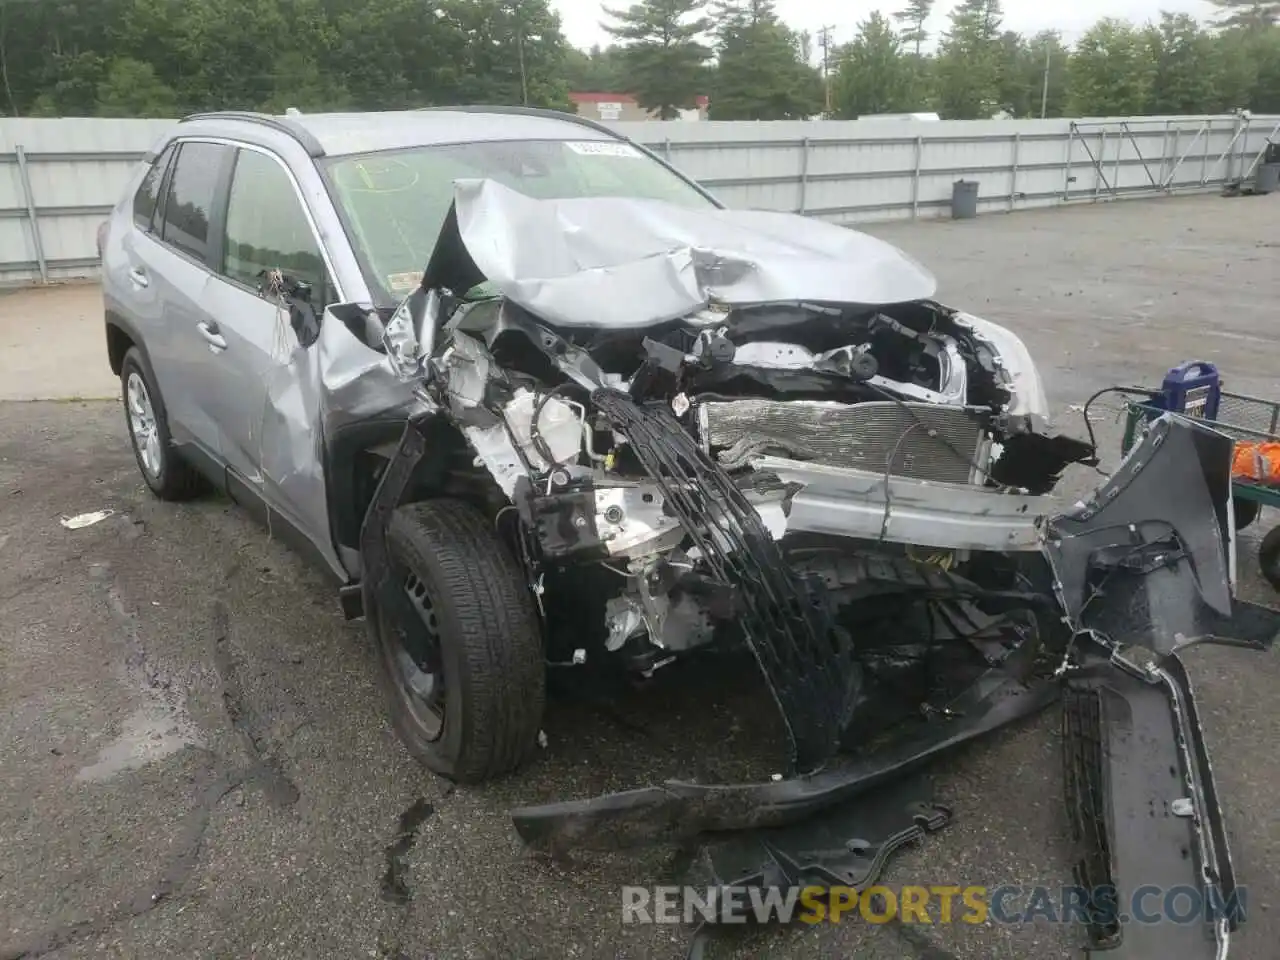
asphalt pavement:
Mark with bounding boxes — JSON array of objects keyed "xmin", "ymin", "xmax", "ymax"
[{"xmin": 1, "ymin": 192, "xmax": 1278, "ymax": 959}]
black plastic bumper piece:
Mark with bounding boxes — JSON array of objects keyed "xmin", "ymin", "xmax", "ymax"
[
  {"xmin": 512, "ymin": 668, "xmax": 1057, "ymax": 853},
  {"xmin": 1064, "ymin": 652, "xmax": 1242, "ymax": 960}
]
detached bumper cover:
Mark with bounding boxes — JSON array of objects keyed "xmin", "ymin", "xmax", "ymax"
[{"xmin": 512, "ymin": 669, "xmax": 1057, "ymax": 852}]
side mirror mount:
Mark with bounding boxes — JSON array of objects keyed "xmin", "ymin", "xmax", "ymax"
[
  {"xmin": 289, "ymin": 298, "xmax": 321, "ymax": 349},
  {"xmin": 285, "ymin": 280, "xmax": 320, "ymax": 349}
]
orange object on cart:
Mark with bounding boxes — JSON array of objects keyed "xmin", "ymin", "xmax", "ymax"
[{"xmin": 1232, "ymin": 441, "xmax": 1280, "ymax": 485}]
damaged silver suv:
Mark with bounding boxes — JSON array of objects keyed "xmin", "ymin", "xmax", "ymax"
[{"xmin": 104, "ymin": 109, "xmax": 1275, "ymax": 954}]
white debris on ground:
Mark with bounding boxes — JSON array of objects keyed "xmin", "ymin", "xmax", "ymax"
[{"xmin": 60, "ymin": 508, "xmax": 114, "ymax": 529}]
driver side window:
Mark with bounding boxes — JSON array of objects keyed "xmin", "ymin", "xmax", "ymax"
[{"xmin": 221, "ymin": 148, "xmax": 333, "ymax": 306}]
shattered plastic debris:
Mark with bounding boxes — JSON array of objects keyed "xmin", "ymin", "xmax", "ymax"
[
  {"xmin": 537, "ymin": 730, "xmax": 549, "ymax": 749},
  {"xmin": 60, "ymin": 509, "xmax": 114, "ymax": 530}
]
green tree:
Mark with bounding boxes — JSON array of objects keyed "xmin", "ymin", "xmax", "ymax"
[
  {"xmin": 831, "ymin": 12, "xmax": 913, "ymax": 118},
  {"xmin": 1024, "ymin": 30, "xmax": 1069, "ymax": 118},
  {"xmin": 709, "ymin": 0, "xmax": 822, "ymax": 119},
  {"xmin": 1144, "ymin": 13, "xmax": 1220, "ymax": 115},
  {"xmin": 257, "ymin": 51, "xmax": 352, "ymax": 113},
  {"xmin": 934, "ymin": 0, "xmax": 1004, "ymax": 118},
  {"xmin": 1066, "ymin": 18, "xmax": 1155, "ymax": 117},
  {"xmin": 436, "ymin": 0, "xmax": 570, "ymax": 109},
  {"xmin": 1209, "ymin": 1, "xmax": 1280, "ymax": 30},
  {"xmin": 603, "ymin": 0, "xmax": 711, "ymax": 119},
  {"xmin": 894, "ymin": 0, "xmax": 933, "ymax": 56},
  {"xmin": 564, "ymin": 44, "xmax": 629, "ymax": 91},
  {"xmin": 96, "ymin": 56, "xmax": 178, "ymax": 116}
]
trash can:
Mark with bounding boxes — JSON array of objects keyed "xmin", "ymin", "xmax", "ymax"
[
  {"xmin": 1255, "ymin": 142, "xmax": 1280, "ymax": 195},
  {"xmin": 951, "ymin": 179, "xmax": 979, "ymax": 220}
]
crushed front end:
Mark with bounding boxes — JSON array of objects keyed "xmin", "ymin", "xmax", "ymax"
[{"xmin": 363, "ymin": 179, "xmax": 1277, "ymax": 958}]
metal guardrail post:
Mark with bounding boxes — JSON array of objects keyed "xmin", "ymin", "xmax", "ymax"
[
  {"xmin": 1063, "ymin": 124, "xmax": 1075, "ymax": 201},
  {"xmin": 663, "ymin": 137, "xmax": 672, "ymax": 163},
  {"xmin": 910, "ymin": 135, "xmax": 923, "ymax": 218},
  {"xmin": 1200, "ymin": 119, "xmax": 1212, "ymax": 184},
  {"xmin": 14, "ymin": 145, "xmax": 49, "ymax": 284},
  {"xmin": 798, "ymin": 137, "xmax": 811, "ymax": 215},
  {"xmin": 1112, "ymin": 128, "xmax": 1122, "ymax": 194},
  {"xmin": 1009, "ymin": 133, "xmax": 1020, "ymax": 210},
  {"xmin": 1159, "ymin": 119, "xmax": 1171, "ymax": 187},
  {"xmin": 1094, "ymin": 130, "xmax": 1106, "ymax": 200}
]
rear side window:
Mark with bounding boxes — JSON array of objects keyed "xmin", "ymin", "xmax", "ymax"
[
  {"xmin": 132, "ymin": 144, "xmax": 175, "ymax": 232},
  {"xmin": 160, "ymin": 141, "xmax": 230, "ymax": 264},
  {"xmin": 222, "ymin": 148, "xmax": 332, "ymax": 305}
]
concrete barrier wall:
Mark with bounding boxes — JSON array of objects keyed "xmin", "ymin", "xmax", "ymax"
[{"xmin": 2, "ymin": 113, "xmax": 1276, "ymax": 286}]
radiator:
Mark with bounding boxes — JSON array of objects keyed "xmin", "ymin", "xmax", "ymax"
[{"xmin": 696, "ymin": 398, "xmax": 986, "ymax": 484}]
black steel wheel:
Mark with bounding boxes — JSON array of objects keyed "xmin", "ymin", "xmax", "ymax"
[
  {"xmin": 1259, "ymin": 525, "xmax": 1280, "ymax": 591},
  {"xmin": 373, "ymin": 499, "xmax": 545, "ymax": 783},
  {"xmin": 1234, "ymin": 498, "xmax": 1260, "ymax": 532}
]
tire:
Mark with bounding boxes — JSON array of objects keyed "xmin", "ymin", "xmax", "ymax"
[
  {"xmin": 374, "ymin": 499, "xmax": 545, "ymax": 783},
  {"xmin": 1259, "ymin": 525, "xmax": 1280, "ymax": 592},
  {"xmin": 1234, "ymin": 497, "xmax": 1260, "ymax": 532},
  {"xmin": 120, "ymin": 347, "xmax": 204, "ymax": 501}
]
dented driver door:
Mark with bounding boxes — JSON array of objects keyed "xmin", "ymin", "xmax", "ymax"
[{"xmin": 200, "ymin": 146, "xmax": 336, "ymax": 539}]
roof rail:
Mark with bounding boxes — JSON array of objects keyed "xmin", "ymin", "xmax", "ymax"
[
  {"xmin": 178, "ymin": 111, "xmax": 326, "ymax": 158},
  {"xmin": 415, "ymin": 104, "xmax": 628, "ymax": 142}
]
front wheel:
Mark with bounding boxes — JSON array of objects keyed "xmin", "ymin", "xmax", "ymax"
[{"xmin": 372, "ymin": 499, "xmax": 545, "ymax": 783}]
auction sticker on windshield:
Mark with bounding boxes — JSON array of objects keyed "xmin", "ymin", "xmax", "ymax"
[{"xmin": 565, "ymin": 141, "xmax": 644, "ymax": 158}]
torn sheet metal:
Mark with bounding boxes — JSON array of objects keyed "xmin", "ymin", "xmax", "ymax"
[
  {"xmin": 425, "ymin": 178, "xmax": 938, "ymax": 329},
  {"xmin": 752, "ymin": 455, "xmax": 1055, "ymax": 552},
  {"xmin": 251, "ymin": 305, "xmax": 433, "ymax": 581}
]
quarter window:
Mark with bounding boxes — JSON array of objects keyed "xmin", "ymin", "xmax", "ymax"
[
  {"xmin": 160, "ymin": 141, "xmax": 229, "ymax": 263},
  {"xmin": 222, "ymin": 148, "xmax": 331, "ymax": 306},
  {"xmin": 132, "ymin": 144, "xmax": 175, "ymax": 232}
]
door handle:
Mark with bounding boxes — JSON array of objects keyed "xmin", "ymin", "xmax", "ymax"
[
  {"xmin": 128, "ymin": 266, "xmax": 149, "ymax": 288},
  {"xmin": 196, "ymin": 320, "xmax": 227, "ymax": 351}
]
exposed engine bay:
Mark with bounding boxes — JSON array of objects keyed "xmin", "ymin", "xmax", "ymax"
[
  {"xmin": 349, "ymin": 178, "xmax": 1279, "ymax": 959},
  {"xmin": 376, "ymin": 179, "xmax": 1097, "ymax": 778}
]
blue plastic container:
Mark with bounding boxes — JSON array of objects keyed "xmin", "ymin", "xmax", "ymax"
[{"xmin": 1150, "ymin": 361, "xmax": 1221, "ymax": 420}]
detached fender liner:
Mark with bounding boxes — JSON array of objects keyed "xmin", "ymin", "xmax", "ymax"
[{"xmin": 511, "ymin": 669, "xmax": 1057, "ymax": 852}]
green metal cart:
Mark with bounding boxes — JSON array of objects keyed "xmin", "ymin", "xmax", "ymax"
[{"xmin": 1122, "ymin": 389, "xmax": 1280, "ymax": 589}]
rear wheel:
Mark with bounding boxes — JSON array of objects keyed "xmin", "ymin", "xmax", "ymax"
[
  {"xmin": 120, "ymin": 348, "xmax": 203, "ymax": 501},
  {"xmin": 373, "ymin": 499, "xmax": 545, "ymax": 783},
  {"xmin": 1259, "ymin": 525, "xmax": 1280, "ymax": 591},
  {"xmin": 1234, "ymin": 498, "xmax": 1260, "ymax": 532}
]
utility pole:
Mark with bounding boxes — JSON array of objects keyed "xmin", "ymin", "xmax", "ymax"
[
  {"xmin": 818, "ymin": 24, "xmax": 836, "ymax": 116},
  {"xmin": 510, "ymin": 0, "xmax": 529, "ymax": 106},
  {"xmin": 1040, "ymin": 43, "xmax": 1051, "ymax": 119}
]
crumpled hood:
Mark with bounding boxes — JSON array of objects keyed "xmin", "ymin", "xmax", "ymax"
[{"xmin": 422, "ymin": 178, "xmax": 937, "ymax": 328}]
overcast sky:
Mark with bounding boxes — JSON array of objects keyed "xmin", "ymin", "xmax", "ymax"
[{"xmin": 551, "ymin": 0, "xmax": 1218, "ymax": 50}]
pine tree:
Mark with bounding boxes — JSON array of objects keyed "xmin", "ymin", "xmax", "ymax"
[
  {"xmin": 894, "ymin": 0, "xmax": 934, "ymax": 57},
  {"xmin": 603, "ymin": 0, "xmax": 712, "ymax": 119},
  {"xmin": 1210, "ymin": 1, "xmax": 1280, "ymax": 30},
  {"xmin": 709, "ymin": 0, "xmax": 822, "ymax": 119},
  {"xmin": 832, "ymin": 11, "xmax": 913, "ymax": 118},
  {"xmin": 933, "ymin": 0, "xmax": 1004, "ymax": 118}
]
